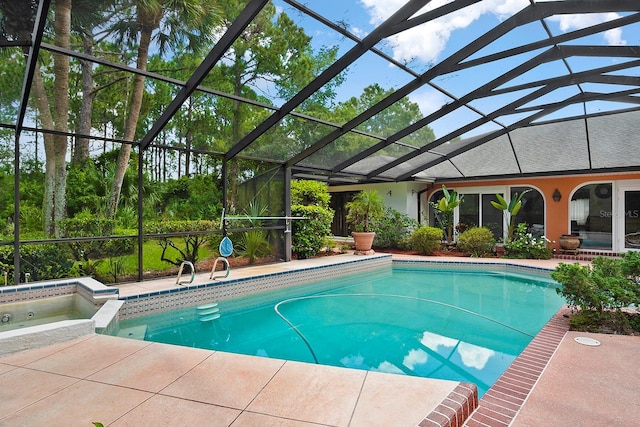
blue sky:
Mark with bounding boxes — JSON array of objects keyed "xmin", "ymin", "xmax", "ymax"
[{"xmin": 270, "ymin": 0, "xmax": 636, "ymax": 140}]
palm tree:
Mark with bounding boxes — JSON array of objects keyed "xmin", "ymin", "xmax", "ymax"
[
  {"xmin": 434, "ymin": 185, "xmax": 462, "ymax": 244},
  {"xmin": 106, "ymin": 0, "xmax": 221, "ymax": 219}
]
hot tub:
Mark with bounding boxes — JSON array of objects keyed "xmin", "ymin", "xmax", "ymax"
[
  {"xmin": 0, "ymin": 294, "xmax": 98, "ymax": 332},
  {"xmin": 0, "ymin": 277, "xmax": 122, "ymax": 355}
]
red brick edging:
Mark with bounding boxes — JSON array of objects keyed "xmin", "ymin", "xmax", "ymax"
[
  {"xmin": 419, "ymin": 383, "xmax": 479, "ymax": 427},
  {"xmin": 463, "ymin": 307, "xmax": 571, "ymax": 426}
]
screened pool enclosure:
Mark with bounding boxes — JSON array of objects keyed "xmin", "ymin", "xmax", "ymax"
[{"xmin": 2, "ymin": 0, "xmax": 639, "ymax": 284}]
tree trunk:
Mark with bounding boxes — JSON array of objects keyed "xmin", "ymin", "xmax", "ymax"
[
  {"xmin": 31, "ymin": 70, "xmax": 56, "ymax": 236},
  {"xmin": 184, "ymin": 101, "xmax": 192, "ymax": 177},
  {"xmin": 50, "ymin": 0, "xmax": 72, "ymax": 237},
  {"xmin": 226, "ymin": 61, "xmax": 245, "ymax": 212},
  {"xmin": 74, "ymin": 35, "xmax": 95, "ymax": 165},
  {"xmin": 106, "ymin": 27, "xmax": 152, "ymax": 218},
  {"xmin": 31, "ymin": 0, "xmax": 71, "ymax": 237}
]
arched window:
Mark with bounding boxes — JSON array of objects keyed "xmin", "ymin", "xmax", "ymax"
[{"xmin": 570, "ymin": 183, "xmax": 612, "ymax": 250}]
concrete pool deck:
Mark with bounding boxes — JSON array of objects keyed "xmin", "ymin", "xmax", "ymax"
[{"xmin": 1, "ymin": 253, "xmax": 638, "ymax": 426}]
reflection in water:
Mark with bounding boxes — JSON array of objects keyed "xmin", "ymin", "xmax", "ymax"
[
  {"xmin": 421, "ymin": 331, "xmax": 458, "ymax": 351},
  {"xmin": 374, "ymin": 361, "xmax": 404, "ymax": 375},
  {"xmin": 403, "ymin": 348, "xmax": 428, "ymax": 370},
  {"xmin": 458, "ymin": 342, "xmax": 495, "ymax": 370},
  {"xmin": 421, "ymin": 331, "xmax": 495, "ymax": 370},
  {"xmin": 338, "ymin": 328, "xmax": 504, "ymax": 395}
]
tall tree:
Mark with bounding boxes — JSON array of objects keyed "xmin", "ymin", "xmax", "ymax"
[
  {"xmin": 207, "ymin": 1, "xmax": 341, "ymax": 209},
  {"xmin": 22, "ymin": 0, "xmax": 73, "ymax": 237},
  {"xmin": 48, "ymin": 0, "xmax": 72, "ymax": 237},
  {"xmin": 306, "ymin": 83, "xmax": 436, "ymax": 167},
  {"xmin": 70, "ymin": 0, "xmax": 112, "ymax": 165},
  {"xmin": 0, "ymin": 0, "xmax": 69, "ymax": 237},
  {"xmin": 105, "ymin": 0, "xmax": 220, "ymax": 219}
]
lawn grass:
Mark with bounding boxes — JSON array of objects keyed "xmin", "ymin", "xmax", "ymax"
[{"xmin": 95, "ymin": 239, "xmax": 215, "ymax": 282}]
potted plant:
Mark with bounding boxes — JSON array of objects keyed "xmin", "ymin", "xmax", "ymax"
[{"xmin": 345, "ymin": 189, "xmax": 385, "ymax": 252}]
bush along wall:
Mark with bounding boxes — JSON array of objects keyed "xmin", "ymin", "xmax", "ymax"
[
  {"xmin": 0, "ymin": 244, "xmax": 74, "ymax": 283},
  {"xmin": 552, "ymin": 252, "xmax": 640, "ymax": 334}
]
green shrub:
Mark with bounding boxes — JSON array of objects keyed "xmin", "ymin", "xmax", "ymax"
[
  {"xmin": 504, "ymin": 223, "xmax": 551, "ymax": 259},
  {"xmin": 19, "ymin": 205, "xmax": 44, "ymax": 234},
  {"xmin": 621, "ymin": 251, "xmax": 640, "ymax": 283},
  {"xmin": 237, "ymin": 230, "xmax": 271, "ymax": 264},
  {"xmin": 155, "ymin": 174, "xmax": 222, "ymax": 220},
  {"xmin": 291, "ymin": 204, "xmax": 334, "ymax": 259},
  {"xmin": 553, "ymin": 257, "xmax": 640, "ymax": 313},
  {"xmin": 408, "ymin": 226, "xmax": 443, "ymax": 255},
  {"xmin": 370, "ymin": 206, "xmax": 419, "ymax": 249},
  {"xmin": 457, "ymin": 227, "xmax": 495, "ymax": 257},
  {"xmin": 60, "ymin": 211, "xmax": 135, "ymax": 261},
  {"xmin": 290, "ymin": 180, "xmax": 334, "ymax": 259},
  {"xmin": 291, "ymin": 180, "xmax": 331, "ymax": 207},
  {"xmin": 552, "ymin": 256, "xmax": 640, "ymax": 334},
  {"xmin": 0, "ymin": 244, "xmax": 74, "ymax": 283}
]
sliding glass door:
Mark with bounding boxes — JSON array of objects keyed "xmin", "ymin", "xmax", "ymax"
[{"xmin": 623, "ymin": 189, "xmax": 640, "ymax": 250}]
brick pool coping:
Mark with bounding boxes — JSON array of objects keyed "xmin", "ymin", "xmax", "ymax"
[
  {"xmin": 419, "ymin": 383, "xmax": 479, "ymax": 426},
  {"xmin": 463, "ymin": 307, "xmax": 571, "ymax": 426}
]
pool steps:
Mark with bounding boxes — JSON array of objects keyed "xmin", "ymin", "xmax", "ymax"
[{"xmin": 197, "ymin": 302, "xmax": 221, "ymax": 322}]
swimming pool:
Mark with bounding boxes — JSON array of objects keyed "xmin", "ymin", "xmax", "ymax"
[{"xmin": 112, "ymin": 264, "xmax": 564, "ymax": 396}]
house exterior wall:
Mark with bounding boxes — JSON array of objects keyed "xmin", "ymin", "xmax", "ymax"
[
  {"xmin": 329, "ymin": 182, "xmax": 424, "ymax": 221},
  {"xmin": 426, "ymin": 172, "xmax": 640, "ymax": 252}
]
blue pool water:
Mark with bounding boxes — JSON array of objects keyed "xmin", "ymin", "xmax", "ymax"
[{"xmin": 113, "ymin": 266, "xmax": 564, "ymax": 396}]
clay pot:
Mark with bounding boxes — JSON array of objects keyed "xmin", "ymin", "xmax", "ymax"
[
  {"xmin": 351, "ymin": 232, "xmax": 376, "ymax": 251},
  {"xmin": 559, "ymin": 234, "xmax": 581, "ymax": 250}
]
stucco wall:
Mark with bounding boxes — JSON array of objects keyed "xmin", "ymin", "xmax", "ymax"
[
  {"xmin": 329, "ymin": 182, "xmax": 424, "ymax": 221},
  {"xmin": 425, "ymin": 172, "xmax": 640, "ymax": 251}
]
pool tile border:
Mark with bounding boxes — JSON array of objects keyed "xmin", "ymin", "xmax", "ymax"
[
  {"xmin": 392, "ymin": 259, "xmax": 554, "ymax": 277},
  {"xmin": 118, "ymin": 255, "xmax": 392, "ymax": 319},
  {"xmin": 0, "ymin": 277, "xmax": 118, "ymax": 305}
]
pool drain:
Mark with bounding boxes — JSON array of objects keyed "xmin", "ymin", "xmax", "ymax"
[{"xmin": 574, "ymin": 336, "xmax": 600, "ymax": 346}]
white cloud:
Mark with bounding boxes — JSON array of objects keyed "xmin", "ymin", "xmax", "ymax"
[
  {"xmin": 548, "ymin": 12, "xmax": 627, "ymax": 46},
  {"xmin": 410, "ymin": 87, "xmax": 451, "ymax": 116},
  {"xmin": 359, "ymin": 1, "xmax": 626, "ymax": 64},
  {"xmin": 351, "ymin": 26, "xmax": 368, "ymax": 39},
  {"xmin": 360, "ymin": 0, "xmax": 528, "ymax": 63}
]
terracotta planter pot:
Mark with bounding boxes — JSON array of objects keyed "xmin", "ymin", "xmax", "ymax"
[
  {"xmin": 352, "ymin": 232, "xmax": 376, "ymax": 251},
  {"xmin": 559, "ymin": 234, "xmax": 581, "ymax": 251}
]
